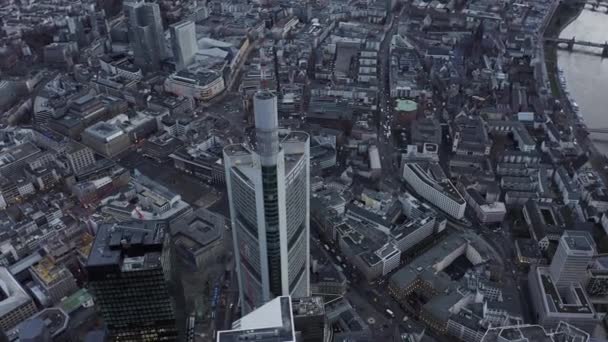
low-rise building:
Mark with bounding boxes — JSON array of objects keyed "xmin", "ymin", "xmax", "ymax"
[
  {"xmin": 528, "ymin": 266, "xmax": 599, "ymax": 333},
  {"xmin": 523, "ymin": 200, "xmax": 566, "ymax": 250},
  {"xmin": 170, "ymin": 208, "xmax": 225, "ymax": 268},
  {"xmin": 81, "ymin": 121, "xmax": 131, "ymax": 158},
  {"xmin": 170, "ymin": 137, "xmax": 225, "ymax": 184},
  {"xmin": 0, "ymin": 267, "xmax": 37, "ymax": 331},
  {"xmin": 30, "ymin": 257, "xmax": 78, "ymax": 305},
  {"xmin": 336, "ymin": 221, "xmax": 401, "ymax": 280},
  {"xmin": 515, "ymin": 239, "xmax": 546, "ymax": 265},
  {"xmin": 528, "ymin": 231, "xmax": 600, "ymax": 333},
  {"xmin": 554, "ymin": 167, "xmax": 581, "ymax": 205},
  {"xmin": 481, "ymin": 322, "xmax": 589, "ymax": 342},
  {"xmin": 216, "ymin": 296, "xmax": 296, "ymax": 342},
  {"xmin": 461, "ymin": 187, "xmax": 506, "ymax": 224},
  {"xmin": 402, "ymin": 162, "xmax": 466, "ymax": 219},
  {"xmin": 164, "ymin": 68, "xmax": 225, "ymax": 101}
]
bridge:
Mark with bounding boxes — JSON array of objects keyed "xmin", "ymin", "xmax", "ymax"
[
  {"xmin": 545, "ymin": 37, "xmax": 608, "ymax": 57},
  {"xmin": 566, "ymin": 0, "xmax": 608, "ymax": 13},
  {"xmin": 587, "ymin": 128, "xmax": 608, "ymax": 134},
  {"xmin": 578, "ymin": 0, "xmax": 608, "ymax": 11}
]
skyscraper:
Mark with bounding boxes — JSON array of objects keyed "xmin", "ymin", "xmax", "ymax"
[
  {"xmin": 170, "ymin": 20, "xmax": 197, "ymax": 71},
  {"xmin": 123, "ymin": 0, "xmax": 168, "ymax": 71},
  {"xmin": 86, "ymin": 221, "xmax": 177, "ymax": 341},
  {"xmin": 224, "ymin": 91, "xmax": 310, "ymax": 314},
  {"xmin": 549, "ymin": 230, "xmax": 595, "ymax": 287}
]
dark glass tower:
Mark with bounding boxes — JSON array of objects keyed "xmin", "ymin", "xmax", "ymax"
[{"xmin": 86, "ymin": 221, "xmax": 177, "ymax": 341}]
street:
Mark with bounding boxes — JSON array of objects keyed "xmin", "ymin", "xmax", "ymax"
[{"xmin": 377, "ymin": 9, "xmax": 404, "ymax": 180}]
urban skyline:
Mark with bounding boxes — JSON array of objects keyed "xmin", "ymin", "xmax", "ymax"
[{"xmin": 0, "ymin": 0, "xmax": 606, "ymax": 340}]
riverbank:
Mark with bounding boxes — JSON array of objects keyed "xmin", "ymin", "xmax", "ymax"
[{"xmin": 543, "ymin": 2, "xmax": 584, "ymax": 97}]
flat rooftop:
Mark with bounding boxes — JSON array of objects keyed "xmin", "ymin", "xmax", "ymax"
[
  {"xmin": 84, "ymin": 121, "xmax": 124, "ymax": 142},
  {"xmin": 536, "ymin": 267, "xmax": 594, "ymax": 315},
  {"xmin": 170, "ymin": 209, "xmax": 224, "ymax": 253},
  {"xmin": 216, "ymin": 296, "xmax": 295, "ymax": 342},
  {"xmin": 0, "ymin": 267, "xmax": 32, "ymax": 318},
  {"xmin": 481, "ymin": 322, "xmax": 589, "ymax": 342},
  {"xmin": 86, "ymin": 221, "xmax": 167, "ymax": 271},
  {"xmin": 405, "ymin": 163, "xmax": 465, "ymax": 204},
  {"xmin": 562, "ymin": 230, "xmax": 595, "ymax": 254}
]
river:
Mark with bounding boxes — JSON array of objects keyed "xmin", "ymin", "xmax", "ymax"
[{"xmin": 558, "ymin": 8, "xmax": 608, "ymax": 153}]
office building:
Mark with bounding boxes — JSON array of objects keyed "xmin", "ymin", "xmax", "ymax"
[
  {"xmin": 481, "ymin": 322, "xmax": 589, "ymax": 342},
  {"xmin": 550, "ymin": 231, "xmax": 595, "ymax": 287},
  {"xmin": 86, "ymin": 221, "xmax": 177, "ymax": 341},
  {"xmin": 402, "ymin": 162, "xmax": 466, "ymax": 219},
  {"xmin": 528, "ymin": 231, "xmax": 600, "ymax": 333},
  {"xmin": 15, "ymin": 308, "xmax": 70, "ymax": 342},
  {"xmin": 0, "ymin": 267, "xmax": 37, "ymax": 332},
  {"xmin": 170, "ymin": 208, "xmax": 225, "ymax": 268},
  {"xmin": 17, "ymin": 318, "xmax": 50, "ymax": 342},
  {"xmin": 65, "ymin": 143, "xmax": 96, "ymax": 174},
  {"xmin": 123, "ymin": 0, "xmax": 168, "ymax": 71},
  {"xmin": 292, "ymin": 297, "xmax": 329, "ymax": 342},
  {"xmin": 586, "ymin": 257, "xmax": 608, "ymax": 296},
  {"xmin": 164, "ymin": 68, "xmax": 226, "ymax": 101},
  {"xmin": 81, "ymin": 121, "xmax": 131, "ymax": 158},
  {"xmin": 224, "ymin": 91, "xmax": 310, "ymax": 314},
  {"xmin": 528, "ymin": 266, "xmax": 599, "ymax": 333},
  {"xmin": 171, "ymin": 20, "xmax": 197, "ymax": 70},
  {"xmin": 30, "ymin": 257, "xmax": 78, "ymax": 305},
  {"xmin": 216, "ymin": 296, "xmax": 296, "ymax": 342}
]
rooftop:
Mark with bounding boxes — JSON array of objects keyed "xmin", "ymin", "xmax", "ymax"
[
  {"xmin": 217, "ymin": 296, "xmax": 295, "ymax": 342},
  {"xmin": 170, "ymin": 208, "xmax": 224, "ymax": 254},
  {"xmin": 17, "ymin": 308, "xmax": 69, "ymax": 338},
  {"xmin": 84, "ymin": 121, "xmax": 124, "ymax": 142},
  {"xmin": 395, "ymin": 99, "xmax": 418, "ymax": 112},
  {"xmin": 0, "ymin": 267, "xmax": 32, "ymax": 318},
  {"xmin": 390, "ymin": 233, "xmax": 484, "ymax": 290},
  {"xmin": 404, "ymin": 162, "xmax": 465, "ymax": 204},
  {"xmin": 30, "ymin": 257, "xmax": 73, "ymax": 287},
  {"xmin": 0, "ymin": 142, "xmax": 41, "ymax": 169},
  {"xmin": 291, "ymin": 296, "xmax": 325, "ymax": 317},
  {"xmin": 481, "ymin": 322, "xmax": 589, "ymax": 342},
  {"xmin": 535, "ymin": 267, "xmax": 595, "ymax": 315},
  {"xmin": 86, "ymin": 221, "xmax": 167, "ymax": 271},
  {"xmin": 562, "ymin": 230, "xmax": 595, "ymax": 254},
  {"xmin": 171, "ymin": 68, "xmax": 222, "ymax": 86}
]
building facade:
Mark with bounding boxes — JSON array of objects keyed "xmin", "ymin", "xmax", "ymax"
[
  {"xmin": 86, "ymin": 222, "xmax": 177, "ymax": 341},
  {"xmin": 170, "ymin": 20, "xmax": 197, "ymax": 70},
  {"xmin": 0, "ymin": 267, "xmax": 37, "ymax": 332},
  {"xmin": 124, "ymin": 0, "xmax": 168, "ymax": 71},
  {"xmin": 164, "ymin": 69, "xmax": 225, "ymax": 101},
  {"xmin": 402, "ymin": 162, "xmax": 466, "ymax": 219},
  {"xmin": 224, "ymin": 91, "xmax": 310, "ymax": 314}
]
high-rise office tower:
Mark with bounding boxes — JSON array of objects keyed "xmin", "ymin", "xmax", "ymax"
[
  {"xmin": 123, "ymin": 0, "xmax": 168, "ymax": 71},
  {"xmin": 549, "ymin": 230, "xmax": 595, "ymax": 287},
  {"xmin": 86, "ymin": 221, "xmax": 177, "ymax": 341},
  {"xmin": 170, "ymin": 20, "xmax": 197, "ymax": 71},
  {"xmin": 224, "ymin": 91, "xmax": 310, "ymax": 314}
]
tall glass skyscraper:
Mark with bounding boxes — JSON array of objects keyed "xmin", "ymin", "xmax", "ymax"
[
  {"xmin": 123, "ymin": 0, "xmax": 168, "ymax": 71},
  {"xmin": 170, "ymin": 20, "xmax": 197, "ymax": 71},
  {"xmin": 86, "ymin": 221, "xmax": 177, "ymax": 341},
  {"xmin": 224, "ymin": 91, "xmax": 310, "ymax": 314}
]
